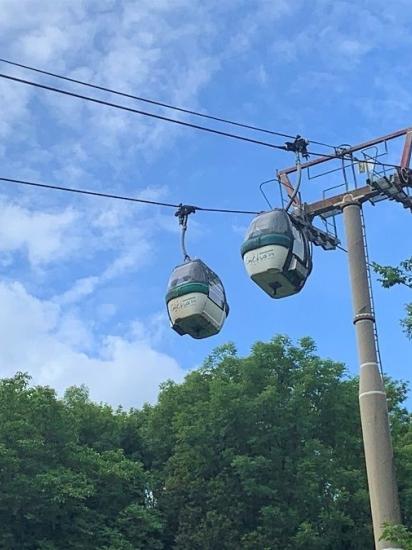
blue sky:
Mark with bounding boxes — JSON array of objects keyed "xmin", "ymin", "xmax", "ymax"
[{"xmin": 0, "ymin": 0, "xmax": 410, "ymax": 408}]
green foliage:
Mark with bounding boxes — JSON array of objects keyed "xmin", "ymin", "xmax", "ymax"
[
  {"xmin": 373, "ymin": 259, "xmax": 412, "ymax": 289},
  {"xmin": 381, "ymin": 524, "xmax": 412, "ymax": 549},
  {"xmin": 0, "ymin": 373, "xmax": 162, "ymax": 549},
  {"xmin": 403, "ymin": 303, "xmax": 412, "ymax": 339},
  {"xmin": 0, "ymin": 337, "xmax": 411, "ymax": 549},
  {"xmin": 146, "ymin": 336, "xmax": 373, "ymax": 548},
  {"xmin": 373, "ymin": 258, "xmax": 412, "ymax": 338}
]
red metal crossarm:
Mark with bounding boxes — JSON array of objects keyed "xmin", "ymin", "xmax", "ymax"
[
  {"xmin": 276, "ymin": 127, "xmax": 412, "ymax": 209},
  {"xmin": 400, "ymin": 129, "xmax": 412, "ymax": 169}
]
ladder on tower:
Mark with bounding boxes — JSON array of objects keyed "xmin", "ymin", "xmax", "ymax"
[{"xmin": 360, "ymin": 208, "xmax": 384, "ymax": 379}]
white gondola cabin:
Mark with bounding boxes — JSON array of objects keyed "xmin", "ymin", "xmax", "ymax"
[
  {"xmin": 166, "ymin": 259, "xmax": 229, "ymax": 339},
  {"xmin": 241, "ymin": 209, "xmax": 312, "ymax": 298}
]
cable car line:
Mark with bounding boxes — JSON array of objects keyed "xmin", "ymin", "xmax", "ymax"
[
  {"xmin": 0, "ymin": 57, "xmax": 297, "ymax": 140},
  {"xmin": 0, "ymin": 176, "xmax": 180, "ymax": 208},
  {"xmin": 0, "ymin": 73, "xmax": 339, "ymax": 159},
  {"xmin": 0, "ymin": 176, "xmax": 261, "ymax": 215},
  {"xmin": 0, "ymin": 59, "xmax": 400, "ymax": 353},
  {"xmin": 0, "ymin": 72, "xmax": 291, "ymax": 153},
  {"xmin": 0, "ymin": 59, "xmax": 341, "ymax": 151},
  {"xmin": 195, "ymin": 205, "xmax": 261, "ymax": 214},
  {"xmin": 309, "ymin": 139, "xmax": 339, "ymax": 149}
]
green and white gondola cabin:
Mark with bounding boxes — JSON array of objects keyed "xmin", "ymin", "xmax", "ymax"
[
  {"xmin": 166, "ymin": 259, "xmax": 229, "ymax": 339},
  {"xmin": 241, "ymin": 209, "xmax": 312, "ymax": 298}
]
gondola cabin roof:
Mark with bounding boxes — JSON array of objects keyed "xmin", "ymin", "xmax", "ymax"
[
  {"xmin": 166, "ymin": 258, "xmax": 229, "ymax": 339},
  {"xmin": 166, "ymin": 259, "xmax": 226, "ymax": 302},
  {"xmin": 241, "ymin": 209, "xmax": 312, "ymax": 299},
  {"xmin": 241, "ymin": 209, "xmax": 295, "ymax": 257}
]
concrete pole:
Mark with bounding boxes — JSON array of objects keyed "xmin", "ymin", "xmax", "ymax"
[{"xmin": 342, "ymin": 199, "xmax": 402, "ymax": 550}]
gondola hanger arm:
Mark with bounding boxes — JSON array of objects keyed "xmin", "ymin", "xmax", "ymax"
[{"xmin": 175, "ymin": 204, "xmax": 196, "ymax": 262}]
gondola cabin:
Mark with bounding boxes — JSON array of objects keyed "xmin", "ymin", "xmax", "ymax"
[
  {"xmin": 241, "ymin": 209, "xmax": 312, "ymax": 298},
  {"xmin": 166, "ymin": 259, "xmax": 229, "ymax": 339}
]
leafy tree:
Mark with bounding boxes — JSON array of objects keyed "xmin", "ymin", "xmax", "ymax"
[
  {"xmin": 0, "ymin": 373, "xmax": 162, "ymax": 549},
  {"xmin": 381, "ymin": 524, "xmax": 412, "ymax": 549},
  {"xmin": 0, "ymin": 337, "xmax": 410, "ymax": 549},
  {"xmin": 373, "ymin": 257, "xmax": 412, "ymax": 338},
  {"xmin": 145, "ymin": 337, "xmax": 378, "ymax": 549}
]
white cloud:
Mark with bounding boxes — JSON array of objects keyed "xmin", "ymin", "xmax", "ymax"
[
  {"xmin": 256, "ymin": 64, "xmax": 268, "ymax": 87},
  {"xmin": 57, "ymin": 275, "xmax": 100, "ymax": 305},
  {"xmin": 0, "ymin": 200, "xmax": 77, "ymax": 265},
  {"xmin": 0, "ymin": 0, "xmax": 227, "ymax": 170},
  {"xmin": 0, "ymin": 0, "xmax": 309, "ymax": 172},
  {"xmin": 0, "ymin": 281, "xmax": 184, "ymax": 407},
  {"xmin": 56, "ymin": 241, "xmax": 151, "ymax": 306},
  {"xmin": 52, "ymin": 190, "xmax": 173, "ymax": 305},
  {"xmin": 0, "ymin": 0, "xmax": 347, "ymax": 408},
  {"xmin": 270, "ymin": 0, "xmax": 412, "ymax": 75},
  {"xmin": 0, "ymin": 78, "xmax": 32, "ymax": 142},
  {"xmin": 232, "ymin": 223, "xmax": 248, "ymax": 236}
]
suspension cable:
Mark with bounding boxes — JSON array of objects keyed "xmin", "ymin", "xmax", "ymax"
[
  {"xmin": 0, "ymin": 72, "xmax": 291, "ymax": 153},
  {"xmin": 0, "ymin": 57, "xmax": 299, "ymax": 140},
  {"xmin": 0, "ymin": 176, "xmax": 261, "ymax": 215}
]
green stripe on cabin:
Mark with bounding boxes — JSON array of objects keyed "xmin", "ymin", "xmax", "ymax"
[
  {"xmin": 166, "ymin": 282, "xmax": 209, "ymax": 303},
  {"xmin": 240, "ymin": 234, "xmax": 292, "ymax": 257}
]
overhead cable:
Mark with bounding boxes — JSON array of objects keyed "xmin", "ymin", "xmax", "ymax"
[
  {"xmin": 0, "ymin": 70, "xmax": 336, "ymax": 158},
  {"xmin": 0, "ymin": 72, "xmax": 289, "ymax": 153},
  {"xmin": 0, "ymin": 57, "xmax": 296, "ymax": 140},
  {"xmin": 309, "ymin": 139, "xmax": 339, "ymax": 149},
  {"xmin": 0, "ymin": 176, "xmax": 261, "ymax": 215},
  {"xmin": 0, "ymin": 64, "xmax": 379, "ymax": 163}
]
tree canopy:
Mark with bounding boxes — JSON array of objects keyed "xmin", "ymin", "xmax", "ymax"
[
  {"xmin": 0, "ymin": 336, "xmax": 411, "ymax": 549},
  {"xmin": 0, "ymin": 374, "xmax": 162, "ymax": 549},
  {"xmin": 373, "ymin": 257, "xmax": 412, "ymax": 338}
]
